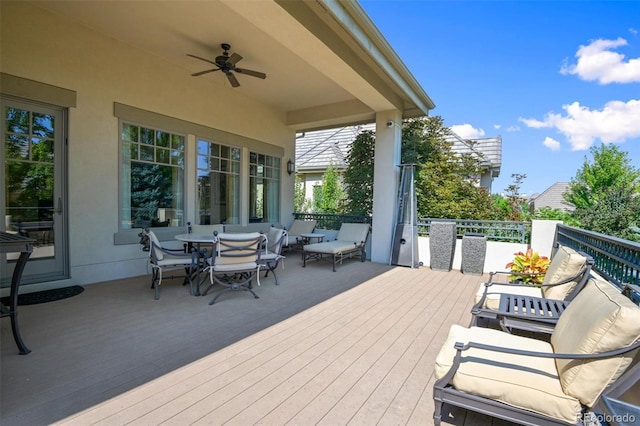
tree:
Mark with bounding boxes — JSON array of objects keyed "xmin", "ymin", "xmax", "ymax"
[
  {"xmin": 343, "ymin": 130, "xmax": 376, "ymax": 216},
  {"xmin": 565, "ymin": 143, "xmax": 640, "ymax": 209},
  {"xmin": 319, "ymin": 162, "xmax": 345, "ymax": 214},
  {"xmin": 565, "ymin": 143, "xmax": 640, "ymax": 240},
  {"xmin": 503, "ymin": 173, "xmax": 528, "ymax": 221},
  {"xmin": 294, "ymin": 175, "xmax": 312, "ymax": 213},
  {"xmin": 407, "ymin": 116, "xmax": 496, "ymax": 220}
]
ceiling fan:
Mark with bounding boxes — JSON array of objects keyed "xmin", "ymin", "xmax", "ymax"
[{"xmin": 187, "ymin": 43, "xmax": 267, "ymax": 88}]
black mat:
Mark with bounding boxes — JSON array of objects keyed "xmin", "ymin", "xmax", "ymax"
[{"xmin": 1, "ymin": 285, "xmax": 84, "ymax": 306}]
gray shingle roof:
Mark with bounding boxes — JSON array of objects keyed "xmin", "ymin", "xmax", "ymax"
[
  {"xmin": 295, "ymin": 124, "xmax": 502, "ymax": 177},
  {"xmin": 295, "ymin": 123, "xmax": 375, "ymax": 171},
  {"xmin": 529, "ymin": 182, "xmax": 574, "ymax": 212}
]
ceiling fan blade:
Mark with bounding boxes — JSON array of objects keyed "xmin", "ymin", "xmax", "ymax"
[
  {"xmin": 226, "ymin": 72, "xmax": 240, "ymax": 87},
  {"xmin": 191, "ymin": 68, "xmax": 220, "ymax": 76},
  {"xmin": 226, "ymin": 52, "xmax": 242, "ymax": 66},
  {"xmin": 235, "ymin": 68, "xmax": 267, "ymax": 79},
  {"xmin": 186, "ymin": 54, "xmax": 218, "ymax": 67}
]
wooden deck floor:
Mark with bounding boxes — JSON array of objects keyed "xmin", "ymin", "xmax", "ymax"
[{"xmin": 1, "ymin": 258, "xmax": 505, "ymax": 425}]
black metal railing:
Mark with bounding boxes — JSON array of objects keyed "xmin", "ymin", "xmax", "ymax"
[
  {"xmin": 292, "ymin": 213, "xmax": 371, "ymax": 230},
  {"xmin": 417, "ymin": 218, "xmax": 529, "ymax": 243},
  {"xmin": 554, "ymin": 224, "xmax": 640, "ymax": 301}
]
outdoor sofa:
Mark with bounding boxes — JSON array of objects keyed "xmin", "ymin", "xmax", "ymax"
[{"xmin": 434, "ymin": 277, "xmax": 640, "ymax": 425}]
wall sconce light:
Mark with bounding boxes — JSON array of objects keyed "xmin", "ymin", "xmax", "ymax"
[{"xmin": 287, "ymin": 159, "xmax": 295, "ymax": 175}]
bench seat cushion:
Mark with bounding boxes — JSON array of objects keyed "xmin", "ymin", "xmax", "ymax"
[
  {"xmin": 435, "ymin": 325, "xmax": 582, "ymax": 423},
  {"xmin": 303, "ymin": 240, "xmax": 362, "ymax": 255}
]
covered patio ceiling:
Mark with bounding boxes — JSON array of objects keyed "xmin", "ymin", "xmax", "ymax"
[{"xmin": 32, "ymin": 0, "xmax": 435, "ymax": 130}]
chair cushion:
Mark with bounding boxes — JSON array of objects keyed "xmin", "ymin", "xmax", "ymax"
[
  {"xmin": 267, "ymin": 227, "xmax": 285, "ymax": 254},
  {"xmin": 542, "ymin": 246, "xmax": 588, "ymax": 300},
  {"xmin": 212, "ymin": 262, "xmax": 258, "ymax": 272},
  {"xmin": 156, "ymin": 257, "xmax": 195, "ymax": 267},
  {"xmin": 335, "ymin": 223, "xmax": 369, "ymax": 243},
  {"xmin": 147, "ymin": 231, "xmax": 164, "ymax": 261},
  {"xmin": 551, "ymin": 278, "xmax": 640, "ymax": 407},
  {"xmin": 303, "ymin": 240, "xmax": 362, "ymax": 255},
  {"xmin": 474, "ymin": 283, "xmax": 543, "ymax": 309},
  {"xmin": 287, "ymin": 220, "xmax": 317, "ymax": 237},
  {"xmin": 435, "ymin": 325, "xmax": 582, "ymax": 424}
]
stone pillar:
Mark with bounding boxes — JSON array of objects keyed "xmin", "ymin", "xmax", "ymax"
[
  {"xmin": 429, "ymin": 221, "xmax": 457, "ymax": 271},
  {"xmin": 461, "ymin": 233, "xmax": 487, "ymax": 275}
]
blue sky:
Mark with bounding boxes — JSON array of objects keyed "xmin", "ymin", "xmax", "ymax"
[{"xmin": 360, "ymin": 0, "xmax": 640, "ymax": 197}]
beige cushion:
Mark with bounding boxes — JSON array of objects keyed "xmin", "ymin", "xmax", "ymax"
[
  {"xmin": 335, "ymin": 223, "xmax": 369, "ymax": 243},
  {"xmin": 266, "ymin": 227, "xmax": 285, "ymax": 254},
  {"xmin": 435, "ymin": 325, "xmax": 582, "ymax": 423},
  {"xmin": 303, "ymin": 240, "xmax": 362, "ymax": 255},
  {"xmin": 551, "ymin": 278, "xmax": 640, "ymax": 406},
  {"xmin": 474, "ymin": 283, "xmax": 543, "ymax": 309},
  {"xmin": 287, "ymin": 220, "xmax": 317, "ymax": 237},
  {"xmin": 542, "ymin": 246, "xmax": 588, "ymax": 300}
]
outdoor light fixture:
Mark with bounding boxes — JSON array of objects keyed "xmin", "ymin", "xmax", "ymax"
[{"xmin": 287, "ymin": 159, "xmax": 295, "ymax": 175}]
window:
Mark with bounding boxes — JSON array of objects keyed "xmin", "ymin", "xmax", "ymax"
[
  {"xmin": 249, "ymin": 152, "xmax": 280, "ymax": 223},
  {"xmin": 120, "ymin": 122, "xmax": 184, "ymax": 229},
  {"xmin": 197, "ymin": 139, "xmax": 240, "ymax": 225}
]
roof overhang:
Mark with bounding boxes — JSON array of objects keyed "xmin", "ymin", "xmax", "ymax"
[{"xmin": 27, "ymin": 0, "xmax": 434, "ymax": 131}]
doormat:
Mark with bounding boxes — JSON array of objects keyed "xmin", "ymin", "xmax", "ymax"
[{"xmin": 1, "ymin": 285, "xmax": 84, "ymax": 306}]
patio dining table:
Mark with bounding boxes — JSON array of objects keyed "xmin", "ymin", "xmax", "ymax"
[
  {"xmin": 174, "ymin": 233, "xmax": 217, "ymax": 296},
  {"xmin": 0, "ymin": 231, "xmax": 36, "ymax": 354}
]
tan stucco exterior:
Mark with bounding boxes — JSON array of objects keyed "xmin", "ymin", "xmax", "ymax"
[{"xmin": 1, "ymin": 0, "xmax": 434, "ymax": 289}]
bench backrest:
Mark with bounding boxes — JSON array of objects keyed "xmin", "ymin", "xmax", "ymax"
[
  {"xmin": 551, "ymin": 278, "xmax": 640, "ymax": 407},
  {"xmin": 336, "ymin": 223, "xmax": 370, "ymax": 244},
  {"xmin": 542, "ymin": 246, "xmax": 591, "ymax": 300}
]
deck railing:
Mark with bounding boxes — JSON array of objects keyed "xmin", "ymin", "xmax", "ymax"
[
  {"xmin": 292, "ymin": 213, "xmax": 371, "ymax": 230},
  {"xmin": 553, "ymin": 224, "xmax": 640, "ymax": 300},
  {"xmin": 417, "ymin": 218, "xmax": 529, "ymax": 243}
]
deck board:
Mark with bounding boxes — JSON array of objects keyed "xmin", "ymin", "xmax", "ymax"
[{"xmin": 1, "ymin": 259, "xmax": 508, "ymax": 425}]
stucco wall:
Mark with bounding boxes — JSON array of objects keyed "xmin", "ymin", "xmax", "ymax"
[{"xmin": 2, "ymin": 2, "xmax": 295, "ymax": 286}]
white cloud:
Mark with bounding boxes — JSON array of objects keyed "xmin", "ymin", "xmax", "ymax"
[
  {"xmin": 493, "ymin": 124, "xmax": 501, "ymax": 130},
  {"xmin": 506, "ymin": 125, "xmax": 521, "ymax": 132},
  {"xmin": 560, "ymin": 37, "xmax": 640, "ymax": 84},
  {"xmin": 543, "ymin": 137, "xmax": 561, "ymax": 151},
  {"xmin": 630, "ymin": 28, "xmax": 638, "ymax": 36},
  {"xmin": 450, "ymin": 124, "xmax": 485, "ymax": 139},
  {"xmin": 520, "ymin": 99, "xmax": 640, "ymax": 150}
]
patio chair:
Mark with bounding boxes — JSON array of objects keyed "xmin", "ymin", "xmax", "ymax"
[
  {"xmin": 433, "ymin": 278, "xmax": 640, "ymax": 425},
  {"xmin": 302, "ymin": 223, "xmax": 370, "ymax": 272},
  {"xmin": 139, "ymin": 229, "xmax": 198, "ymax": 300},
  {"xmin": 202, "ymin": 231, "xmax": 265, "ymax": 305},
  {"xmin": 283, "ymin": 219, "xmax": 317, "ymax": 251},
  {"xmin": 258, "ymin": 226, "xmax": 287, "ymax": 285},
  {"xmin": 470, "ymin": 246, "xmax": 594, "ymax": 333}
]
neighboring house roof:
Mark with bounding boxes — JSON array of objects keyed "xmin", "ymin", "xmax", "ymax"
[
  {"xmin": 296, "ymin": 123, "xmax": 375, "ymax": 172},
  {"xmin": 296, "ymin": 124, "xmax": 502, "ymax": 179},
  {"xmin": 529, "ymin": 182, "xmax": 574, "ymax": 212},
  {"xmin": 445, "ymin": 133, "xmax": 502, "ymax": 178}
]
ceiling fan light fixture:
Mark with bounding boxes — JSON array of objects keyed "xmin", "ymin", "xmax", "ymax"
[{"xmin": 187, "ymin": 43, "xmax": 266, "ymax": 88}]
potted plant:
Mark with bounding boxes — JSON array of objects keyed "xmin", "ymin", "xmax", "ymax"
[{"xmin": 505, "ymin": 248, "xmax": 550, "ymax": 285}]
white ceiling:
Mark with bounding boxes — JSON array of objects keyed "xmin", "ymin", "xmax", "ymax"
[{"xmin": 32, "ymin": 0, "xmax": 410, "ymax": 129}]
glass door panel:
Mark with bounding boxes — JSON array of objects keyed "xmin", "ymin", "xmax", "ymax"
[{"xmin": 1, "ymin": 98, "xmax": 67, "ymax": 286}]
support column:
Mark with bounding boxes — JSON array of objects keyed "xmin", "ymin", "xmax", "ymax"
[{"xmin": 371, "ymin": 110, "xmax": 402, "ymax": 264}]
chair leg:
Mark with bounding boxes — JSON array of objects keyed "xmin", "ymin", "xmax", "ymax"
[{"xmin": 151, "ymin": 268, "xmax": 161, "ymax": 300}]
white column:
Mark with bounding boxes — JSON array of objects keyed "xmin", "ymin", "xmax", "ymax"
[{"xmin": 371, "ymin": 110, "xmax": 402, "ymax": 264}]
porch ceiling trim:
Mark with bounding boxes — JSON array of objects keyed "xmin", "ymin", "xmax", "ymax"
[{"xmin": 278, "ymin": 0, "xmax": 435, "ymax": 117}]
